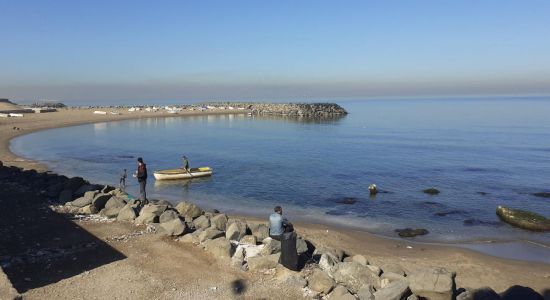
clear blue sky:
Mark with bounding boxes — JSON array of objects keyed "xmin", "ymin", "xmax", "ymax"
[{"xmin": 1, "ymin": 0, "xmax": 550, "ymax": 102}]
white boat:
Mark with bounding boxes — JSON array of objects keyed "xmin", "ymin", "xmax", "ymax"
[
  {"xmin": 9, "ymin": 113, "xmax": 24, "ymax": 117},
  {"xmin": 93, "ymin": 111, "xmax": 107, "ymax": 115},
  {"xmin": 153, "ymin": 167, "xmax": 213, "ymax": 180}
]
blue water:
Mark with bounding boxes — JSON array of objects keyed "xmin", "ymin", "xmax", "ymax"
[{"xmin": 10, "ymin": 98, "xmax": 550, "ymax": 245}]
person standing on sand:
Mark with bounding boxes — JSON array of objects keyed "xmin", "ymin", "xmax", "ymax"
[
  {"xmin": 134, "ymin": 157, "xmax": 148, "ymax": 203},
  {"xmin": 269, "ymin": 206, "xmax": 290, "ymax": 241}
]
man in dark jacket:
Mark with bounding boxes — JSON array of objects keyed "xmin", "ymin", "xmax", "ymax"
[{"xmin": 135, "ymin": 157, "xmax": 148, "ymax": 203}]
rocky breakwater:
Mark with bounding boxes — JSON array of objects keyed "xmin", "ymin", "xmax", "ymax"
[{"xmin": 201, "ymin": 102, "xmax": 348, "ymax": 117}]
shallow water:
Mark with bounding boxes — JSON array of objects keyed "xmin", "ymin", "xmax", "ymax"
[{"xmin": 10, "ymin": 98, "xmax": 550, "ymax": 246}]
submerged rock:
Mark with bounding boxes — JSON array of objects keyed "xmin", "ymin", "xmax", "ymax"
[
  {"xmin": 463, "ymin": 219, "xmax": 502, "ymax": 227},
  {"xmin": 496, "ymin": 206, "xmax": 550, "ymax": 232},
  {"xmin": 395, "ymin": 228, "xmax": 429, "ymax": 238},
  {"xmin": 423, "ymin": 188, "xmax": 440, "ymax": 195},
  {"xmin": 532, "ymin": 192, "xmax": 550, "ymax": 198},
  {"xmin": 335, "ymin": 197, "xmax": 358, "ymax": 205},
  {"xmin": 434, "ymin": 210, "xmax": 467, "ymax": 217}
]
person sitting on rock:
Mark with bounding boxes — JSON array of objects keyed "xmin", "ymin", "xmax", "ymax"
[{"xmin": 269, "ymin": 206, "xmax": 291, "ymax": 241}]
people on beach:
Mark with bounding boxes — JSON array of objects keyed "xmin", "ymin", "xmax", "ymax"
[
  {"xmin": 269, "ymin": 205, "xmax": 291, "ymax": 241},
  {"xmin": 135, "ymin": 157, "xmax": 148, "ymax": 203},
  {"xmin": 182, "ymin": 155, "xmax": 189, "ymax": 172},
  {"xmin": 119, "ymin": 169, "xmax": 127, "ymax": 192}
]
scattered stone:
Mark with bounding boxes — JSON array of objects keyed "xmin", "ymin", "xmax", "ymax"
[
  {"xmin": 202, "ymin": 237, "xmax": 233, "ymax": 259},
  {"xmin": 159, "ymin": 210, "xmax": 179, "ymax": 223},
  {"xmin": 159, "ymin": 218, "xmax": 187, "ymax": 236},
  {"xmin": 240, "ymin": 235, "xmax": 257, "ymax": 245},
  {"xmin": 308, "ymin": 268, "xmax": 335, "ymax": 294},
  {"xmin": 58, "ymin": 189, "xmax": 73, "ymax": 203},
  {"xmin": 198, "ymin": 227, "xmax": 224, "ymax": 243},
  {"xmin": 423, "ymin": 188, "xmax": 440, "ymax": 195},
  {"xmin": 175, "ymin": 201, "xmax": 203, "ymax": 218},
  {"xmin": 395, "ymin": 228, "xmax": 429, "ymax": 238},
  {"xmin": 333, "ymin": 262, "xmax": 381, "ymax": 293},
  {"xmin": 193, "ymin": 215, "xmax": 211, "ymax": 230},
  {"xmin": 261, "ymin": 238, "xmax": 281, "ymax": 256},
  {"xmin": 408, "ymin": 267, "xmax": 455, "ymax": 300},
  {"xmin": 247, "ymin": 253, "xmax": 281, "ymax": 271},
  {"xmin": 373, "ymin": 279, "xmax": 411, "ymax": 300},
  {"xmin": 117, "ymin": 204, "xmax": 138, "ymax": 221},
  {"xmin": 357, "ymin": 284, "xmax": 375, "ymax": 300},
  {"xmin": 352, "ymin": 254, "xmax": 368, "ymax": 266},
  {"xmin": 226, "ymin": 221, "xmax": 248, "ymax": 241},
  {"xmin": 210, "ymin": 213, "xmax": 228, "ymax": 231},
  {"xmin": 496, "ymin": 206, "xmax": 550, "ymax": 231},
  {"xmin": 456, "ymin": 287, "xmax": 500, "ymax": 300}
]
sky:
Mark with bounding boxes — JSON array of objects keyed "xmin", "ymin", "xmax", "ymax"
[{"xmin": 1, "ymin": 0, "xmax": 550, "ymax": 102}]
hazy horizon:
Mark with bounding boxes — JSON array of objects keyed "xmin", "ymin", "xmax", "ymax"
[{"xmin": 2, "ymin": 1, "xmax": 550, "ymax": 102}]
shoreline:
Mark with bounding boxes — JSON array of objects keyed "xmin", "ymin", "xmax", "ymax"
[{"xmin": 2, "ymin": 108, "xmax": 550, "ymax": 296}]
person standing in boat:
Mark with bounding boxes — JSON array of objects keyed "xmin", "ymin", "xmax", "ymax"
[
  {"xmin": 182, "ymin": 155, "xmax": 190, "ymax": 172},
  {"xmin": 134, "ymin": 157, "xmax": 148, "ymax": 203}
]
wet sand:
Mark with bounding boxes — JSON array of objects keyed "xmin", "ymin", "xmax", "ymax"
[{"xmin": 1, "ymin": 108, "xmax": 550, "ymax": 298}]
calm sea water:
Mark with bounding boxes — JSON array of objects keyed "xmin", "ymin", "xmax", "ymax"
[{"xmin": 10, "ymin": 98, "xmax": 550, "ymax": 245}]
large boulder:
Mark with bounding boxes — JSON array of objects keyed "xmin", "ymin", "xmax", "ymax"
[
  {"xmin": 59, "ymin": 189, "xmax": 73, "ymax": 203},
  {"xmin": 193, "ymin": 215, "xmax": 211, "ymax": 230},
  {"xmin": 240, "ymin": 235, "xmax": 257, "ymax": 245},
  {"xmin": 381, "ymin": 272, "xmax": 406, "ymax": 282},
  {"xmin": 395, "ymin": 228, "xmax": 429, "ymax": 238},
  {"xmin": 327, "ymin": 285, "xmax": 355, "ymax": 300},
  {"xmin": 381, "ymin": 263, "xmax": 406, "ymax": 276},
  {"xmin": 159, "ymin": 218, "xmax": 187, "ymax": 236},
  {"xmin": 333, "ymin": 262, "xmax": 381, "ymax": 293},
  {"xmin": 314, "ymin": 246, "xmax": 344, "ymax": 261},
  {"xmin": 135, "ymin": 204, "xmax": 167, "ymax": 224},
  {"xmin": 175, "ymin": 201, "xmax": 203, "ymax": 218},
  {"xmin": 352, "ymin": 254, "xmax": 368, "ymax": 266},
  {"xmin": 496, "ymin": 206, "xmax": 550, "ymax": 231},
  {"xmin": 73, "ymin": 184, "xmax": 99, "ymax": 197},
  {"xmin": 84, "ymin": 190, "xmax": 99, "ymax": 201},
  {"xmin": 319, "ymin": 252, "xmax": 340, "ymax": 275},
  {"xmin": 210, "ymin": 214, "xmax": 228, "ymax": 231},
  {"xmin": 296, "ymin": 237, "xmax": 308, "ymax": 254},
  {"xmin": 226, "ymin": 221, "xmax": 248, "ymax": 241},
  {"xmin": 116, "ymin": 204, "xmax": 138, "ymax": 221},
  {"xmin": 308, "ymin": 268, "xmax": 335, "ymax": 294},
  {"xmin": 198, "ymin": 227, "xmax": 225, "ymax": 243},
  {"xmin": 100, "ymin": 206, "xmax": 124, "ymax": 218},
  {"xmin": 159, "ymin": 210, "xmax": 179, "ymax": 223},
  {"xmin": 104, "ymin": 197, "xmax": 126, "ymax": 209},
  {"xmin": 91, "ymin": 193, "xmax": 112, "ymax": 211},
  {"xmin": 69, "ymin": 196, "xmax": 92, "ymax": 208},
  {"xmin": 248, "ymin": 223, "xmax": 270, "ymax": 241},
  {"xmin": 64, "ymin": 176, "xmax": 87, "ymax": 193},
  {"xmin": 81, "ymin": 204, "xmax": 98, "ymax": 215},
  {"xmin": 46, "ymin": 182, "xmax": 64, "ymax": 198},
  {"xmin": 247, "ymin": 253, "xmax": 280, "ymax": 271},
  {"xmin": 261, "ymin": 237, "xmax": 281, "ymax": 256},
  {"xmin": 357, "ymin": 284, "xmax": 376, "ymax": 300},
  {"xmin": 373, "ymin": 280, "xmax": 411, "ymax": 300},
  {"xmin": 456, "ymin": 287, "xmax": 500, "ymax": 300},
  {"xmin": 202, "ymin": 237, "xmax": 233, "ymax": 259},
  {"xmin": 408, "ymin": 267, "xmax": 455, "ymax": 300}
]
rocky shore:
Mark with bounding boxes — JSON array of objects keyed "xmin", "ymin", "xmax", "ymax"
[{"xmin": 2, "ymin": 164, "xmax": 549, "ymax": 300}]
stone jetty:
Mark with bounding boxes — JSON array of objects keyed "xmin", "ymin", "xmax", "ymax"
[{"xmin": 199, "ymin": 102, "xmax": 348, "ymax": 117}]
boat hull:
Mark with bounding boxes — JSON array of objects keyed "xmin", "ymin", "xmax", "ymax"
[{"xmin": 153, "ymin": 167, "xmax": 212, "ymax": 180}]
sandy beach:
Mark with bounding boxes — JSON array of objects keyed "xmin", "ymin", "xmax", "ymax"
[{"xmin": 1, "ymin": 108, "xmax": 550, "ymax": 299}]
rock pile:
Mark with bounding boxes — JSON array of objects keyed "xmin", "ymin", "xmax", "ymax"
[{"xmin": 199, "ymin": 102, "xmax": 348, "ymax": 117}]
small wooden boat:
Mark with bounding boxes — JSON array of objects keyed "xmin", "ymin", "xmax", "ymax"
[{"xmin": 153, "ymin": 167, "xmax": 213, "ymax": 180}]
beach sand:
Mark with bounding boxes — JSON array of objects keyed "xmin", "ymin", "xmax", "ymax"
[{"xmin": 1, "ymin": 108, "xmax": 549, "ymax": 299}]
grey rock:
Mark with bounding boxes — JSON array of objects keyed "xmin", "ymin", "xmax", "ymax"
[
  {"xmin": 83, "ymin": 190, "xmax": 98, "ymax": 201},
  {"xmin": 381, "ymin": 263, "xmax": 406, "ymax": 276},
  {"xmin": 352, "ymin": 254, "xmax": 368, "ymax": 266},
  {"xmin": 203, "ymin": 237, "xmax": 233, "ymax": 259},
  {"xmin": 456, "ymin": 287, "xmax": 500, "ymax": 300},
  {"xmin": 308, "ymin": 268, "xmax": 335, "ymax": 294},
  {"xmin": 496, "ymin": 205, "xmax": 550, "ymax": 231},
  {"xmin": 175, "ymin": 201, "xmax": 203, "ymax": 219},
  {"xmin": 319, "ymin": 252, "xmax": 340, "ymax": 275},
  {"xmin": 100, "ymin": 206, "xmax": 123, "ymax": 218},
  {"xmin": 357, "ymin": 284, "xmax": 375, "ymax": 300},
  {"xmin": 101, "ymin": 185, "xmax": 115, "ymax": 194},
  {"xmin": 296, "ymin": 237, "xmax": 308, "ymax": 254},
  {"xmin": 261, "ymin": 238, "xmax": 281, "ymax": 256},
  {"xmin": 328, "ymin": 285, "xmax": 355, "ymax": 300},
  {"xmin": 193, "ymin": 215, "xmax": 211, "ymax": 230},
  {"xmin": 64, "ymin": 176, "xmax": 86, "ymax": 193},
  {"xmin": 226, "ymin": 221, "xmax": 248, "ymax": 241},
  {"xmin": 395, "ymin": 228, "xmax": 429, "ymax": 238},
  {"xmin": 91, "ymin": 193, "xmax": 112, "ymax": 211},
  {"xmin": 366, "ymin": 265, "xmax": 382, "ymax": 276},
  {"xmin": 423, "ymin": 187, "xmax": 440, "ymax": 195},
  {"xmin": 104, "ymin": 197, "xmax": 126, "ymax": 209},
  {"xmin": 73, "ymin": 184, "xmax": 98, "ymax": 197},
  {"xmin": 116, "ymin": 204, "xmax": 137, "ymax": 221},
  {"xmin": 333, "ymin": 262, "xmax": 381, "ymax": 293},
  {"xmin": 210, "ymin": 213, "xmax": 228, "ymax": 231},
  {"xmin": 381, "ymin": 272, "xmax": 406, "ymax": 282},
  {"xmin": 247, "ymin": 253, "xmax": 280, "ymax": 271},
  {"xmin": 407, "ymin": 295, "xmax": 419, "ymax": 300},
  {"xmin": 59, "ymin": 189, "xmax": 73, "ymax": 203},
  {"xmin": 151, "ymin": 199, "xmax": 173, "ymax": 207},
  {"xmin": 314, "ymin": 246, "xmax": 344, "ymax": 261},
  {"xmin": 159, "ymin": 218, "xmax": 187, "ymax": 236},
  {"xmin": 408, "ymin": 267, "xmax": 455, "ymax": 300},
  {"xmin": 198, "ymin": 227, "xmax": 225, "ymax": 243},
  {"xmin": 159, "ymin": 210, "xmax": 179, "ymax": 223},
  {"xmin": 231, "ymin": 245, "xmax": 245, "ymax": 268},
  {"xmin": 81, "ymin": 204, "xmax": 98, "ymax": 215},
  {"xmin": 46, "ymin": 182, "xmax": 64, "ymax": 197},
  {"xmin": 249, "ymin": 223, "xmax": 270, "ymax": 241},
  {"xmin": 240, "ymin": 235, "xmax": 257, "ymax": 245},
  {"xmin": 373, "ymin": 280, "xmax": 411, "ymax": 300},
  {"xmin": 70, "ymin": 196, "xmax": 92, "ymax": 208},
  {"xmin": 135, "ymin": 204, "xmax": 167, "ymax": 224}
]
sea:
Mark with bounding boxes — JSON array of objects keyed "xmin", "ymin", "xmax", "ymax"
[{"xmin": 10, "ymin": 97, "xmax": 550, "ymax": 259}]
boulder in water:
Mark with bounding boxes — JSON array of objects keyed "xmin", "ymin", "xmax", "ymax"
[
  {"xmin": 496, "ymin": 206, "xmax": 550, "ymax": 231},
  {"xmin": 532, "ymin": 192, "xmax": 550, "ymax": 198},
  {"xmin": 423, "ymin": 188, "xmax": 440, "ymax": 195},
  {"xmin": 394, "ymin": 228, "xmax": 429, "ymax": 238}
]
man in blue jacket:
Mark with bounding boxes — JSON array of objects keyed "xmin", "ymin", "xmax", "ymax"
[{"xmin": 269, "ymin": 206, "xmax": 290, "ymax": 241}]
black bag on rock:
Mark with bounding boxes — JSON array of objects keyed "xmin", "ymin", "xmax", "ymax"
[{"xmin": 280, "ymin": 231, "xmax": 299, "ymax": 271}]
